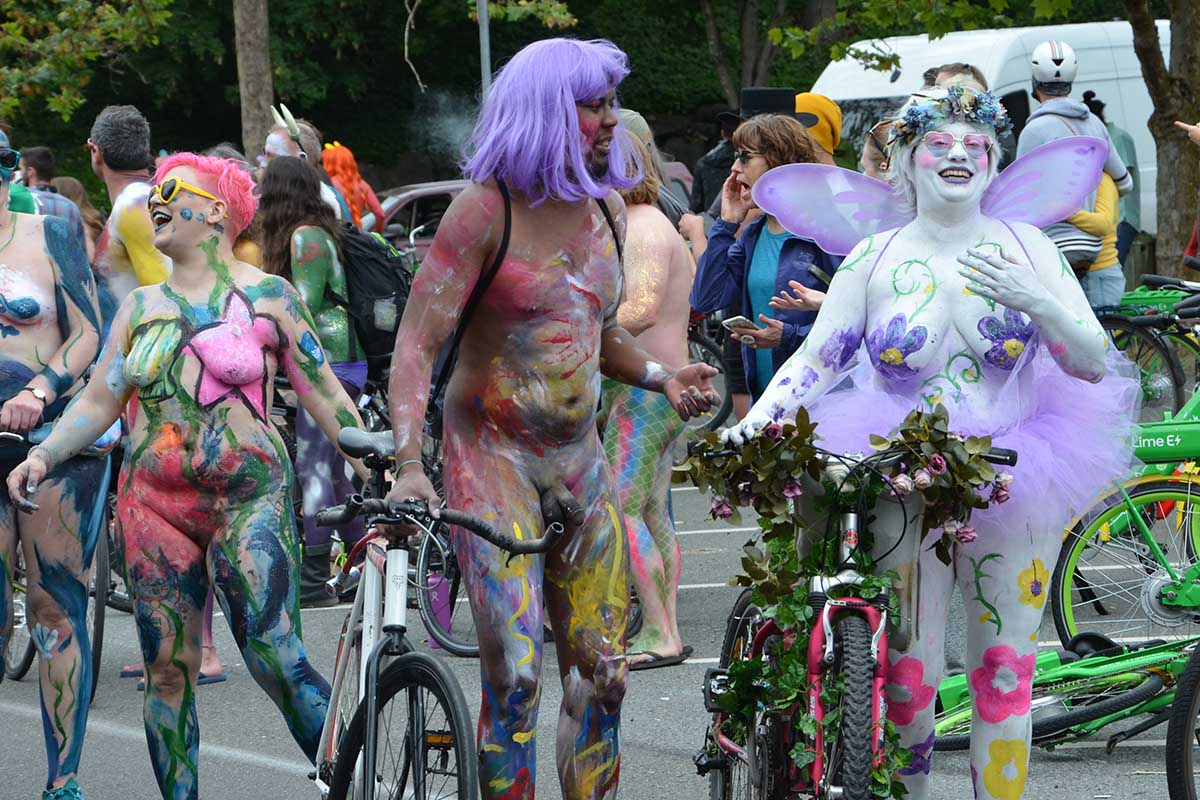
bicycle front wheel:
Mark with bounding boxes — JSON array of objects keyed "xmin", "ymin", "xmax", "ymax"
[
  {"xmin": 328, "ymin": 652, "xmax": 478, "ymax": 800},
  {"xmin": 1168, "ymin": 641, "xmax": 1200, "ymax": 799},
  {"xmin": 1052, "ymin": 479, "xmax": 1200, "ymax": 646},
  {"xmin": 709, "ymin": 588, "xmax": 762, "ymax": 800},
  {"xmin": 1101, "ymin": 315, "xmax": 1184, "ymax": 422},
  {"xmin": 415, "ymin": 525, "xmax": 479, "ymax": 658},
  {"xmin": 824, "ymin": 615, "xmax": 876, "ymax": 800},
  {"xmin": 4, "ymin": 550, "xmax": 35, "ymax": 681}
]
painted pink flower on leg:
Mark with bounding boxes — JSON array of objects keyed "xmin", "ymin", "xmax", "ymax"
[
  {"xmin": 886, "ymin": 656, "xmax": 937, "ymax": 726},
  {"xmin": 969, "ymin": 644, "xmax": 1035, "ymax": 723}
]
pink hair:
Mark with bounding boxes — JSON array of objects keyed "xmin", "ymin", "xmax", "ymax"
[{"xmin": 153, "ymin": 152, "xmax": 257, "ymax": 239}]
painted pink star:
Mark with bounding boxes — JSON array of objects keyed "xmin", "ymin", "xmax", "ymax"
[{"xmin": 188, "ymin": 291, "xmax": 278, "ymax": 419}]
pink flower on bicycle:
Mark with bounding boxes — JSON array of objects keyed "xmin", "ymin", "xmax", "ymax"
[
  {"xmin": 927, "ymin": 453, "xmax": 947, "ymax": 475},
  {"xmin": 969, "ymin": 645, "xmax": 1036, "ymax": 723},
  {"xmin": 782, "ymin": 481, "xmax": 804, "ymax": 499},
  {"xmin": 885, "ymin": 656, "xmax": 936, "ymax": 726},
  {"xmin": 711, "ymin": 498, "xmax": 735, "ymax": 519},
  {"xmin": 762, "ymin": 422, "xmax": 783, "ymax": 439}
]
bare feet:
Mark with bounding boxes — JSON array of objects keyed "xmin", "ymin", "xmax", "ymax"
[{"xmin": 200, "ymin": 644, "xmax": 224, "ymax": 677}]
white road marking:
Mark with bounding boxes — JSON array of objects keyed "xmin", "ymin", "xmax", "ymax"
[
  {"xmin": 678, "ymin": 526, "xmax": 759, "ymax": 537},
  {"xmin": 684, "ymin": 657, "xmax": 720, "ymax": 665},
  {"xmin": 0, "ymin": 700, "xmax": 309, "ymax": 774},
  {"xmin": 679, "ymin": 582, "xmax": 731, "ymax": 590},
  {"xmin": 670, "ymin": 486, "xmax": 700, "ymax": 493}
]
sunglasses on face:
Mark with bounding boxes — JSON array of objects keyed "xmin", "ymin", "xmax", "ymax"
[
  {"xmin": 147, "ymin": 177, "xmax": 219, "ymax": 211},
  {"xmin": 922, "ymin": 132, "xmax": 993, "ymax": 159},
  {"xmin": 0, "ymin": 148, "xmax": 20, "ymax": 172},
  {"xmin": 734, "ymin": 148, "xmax": 763, "ymax": 166}
]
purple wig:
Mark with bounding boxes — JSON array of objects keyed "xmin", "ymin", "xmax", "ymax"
[{"xmin": 462, "ymin": 38, "xmax": 641, "ymax": 205}]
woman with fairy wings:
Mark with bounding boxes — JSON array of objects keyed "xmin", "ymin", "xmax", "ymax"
[
  {"xmin": 0, "ymin": 131, "xmax": 108, "ymax": 800},
  {"xmin": 7, "ymin": 153, "xmax": 368, "ymax": 800},
  {"xmin": 722, "ymin": 86, "xmax": 1140, "ymax": 799}
]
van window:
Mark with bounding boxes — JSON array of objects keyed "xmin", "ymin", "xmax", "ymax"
[{"xmin": 837, "ymin": 97, "xmax": 908, "ymax": 154}]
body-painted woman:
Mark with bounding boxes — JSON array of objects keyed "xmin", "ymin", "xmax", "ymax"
[
  {"xmin": 8, "ymin": 153, "xmax": 367, "ymax": 800},
  {"xmin": 599, "ymin": 132, "xmax": 695, "ymax": 669},
  {"xmin": 384, "ymin": 39, "xmax": 719, "ymax": 800},
  {"xmin": 0, "ymin": 132, "xmax": 107, "ymax": 800},
  {"xmin": 722, "ymin": 88, "xmax": 1139, "ymax": 799},
  {"xmin": 259, "ymin": 156, "xmax": 367, "ymax": 603}
]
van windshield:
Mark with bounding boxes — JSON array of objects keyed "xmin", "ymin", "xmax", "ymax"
[{"xmin": 838, "ymin": 96, "xmax": 907, "ymax": 152}]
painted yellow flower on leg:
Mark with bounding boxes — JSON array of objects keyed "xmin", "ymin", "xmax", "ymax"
[
  {"xmin": 982, "ymin": 738, "xmax": 1028, "ymax": 800},
  {"xmin": 1017, "ymin": 558, "xmax": 1048, "ymax": 609}
]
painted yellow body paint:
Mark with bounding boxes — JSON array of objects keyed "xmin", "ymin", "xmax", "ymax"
[
  {"xmin": 483, "ymin": 743, "xmax": 505, "ymax": 753},
  {"xmin": 509, "ymin": 521, "xmax": 536, "ymax": 668},
  {"xmin": 512, "ymin": 730, "xmax": 535, "ymax": 745}
]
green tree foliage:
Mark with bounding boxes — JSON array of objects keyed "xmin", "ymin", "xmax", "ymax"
[
  {"xmin": 0, "ymin": 0, "xmax": 172, "ymax": 121},
  {"xmin": 474, "ymin": 0, "xmax": 577, "ymax": 27}
]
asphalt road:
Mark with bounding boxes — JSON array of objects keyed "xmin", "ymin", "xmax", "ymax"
[{"xmin": 0, "ymin": 482, "xmax": 1178, "ymax": 799}]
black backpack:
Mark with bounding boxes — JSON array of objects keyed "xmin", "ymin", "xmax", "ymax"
[{"xmin": 327, "ymin": 222, "xmax": 412, "ymax": 380}]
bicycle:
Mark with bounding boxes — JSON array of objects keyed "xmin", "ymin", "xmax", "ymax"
[
  {"xmin": 310, "ymin": 426, "xmax": 568, "ymax": 800},
  {"xmin": 694, "ymin": 440, "xmax": 1018, "ymax": 800},
  {"xmin": 935, "ymin": 634, "xmax": 1192, "ymax": 753},
  {"xmin": 687, "ymin": 310, "xmax": 734, "ymax": 433},
  {"xmin": 0, "ymin": 428, "xmax": 111, "ymax": 702}
]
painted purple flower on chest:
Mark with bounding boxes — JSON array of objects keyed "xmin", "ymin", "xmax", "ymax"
[
  {"xmin": 978, "ymin": 308, "xmax": 1035, "ymax": 370},
  {"xmin": 819, "ymin": 328, "xmax": 862, "ymax": 370},
  {"xmin": 866, "ymin": 313, "xmax": 927, "ymax": 381}
]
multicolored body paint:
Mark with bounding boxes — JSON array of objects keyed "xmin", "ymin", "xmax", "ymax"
[
  {"xmin": 90, "ymin": 181, "xmax": 171, "ymax": 328},
  {"xmin": 600, "ymin": 380, "xmax": 684, "ymax": 656},
  {"xmin": 0, "ymin": 209, "xmax": 105, "ymax": 793},
  {"xmin": 22, "ymin": 155, "xmax": 366, "ymax": 799},
  {"xmin": 729, "ymin": 107, "xmax": 1131, "ymax": 799}
]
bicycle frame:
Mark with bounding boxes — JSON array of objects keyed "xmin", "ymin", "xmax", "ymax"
[{"xmin": 314, "ymin": 529, "xmax": 413, "ymax": 800}]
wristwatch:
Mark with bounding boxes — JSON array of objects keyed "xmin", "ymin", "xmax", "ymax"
[{"xmin": 20, "ymin": 386, "xmax": 47, "ymax": 405}]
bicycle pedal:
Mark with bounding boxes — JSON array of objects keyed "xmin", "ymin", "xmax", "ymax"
[
  {"xmin": 694, "ymin": 748, "xmax": 726, "ymax": 777},
  {"xmin": 703, "ymin": 667, "xmax": 730, "ymax": 714}
]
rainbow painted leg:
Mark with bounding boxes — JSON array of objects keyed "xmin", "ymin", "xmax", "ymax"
[
  {"xmin": 209, "ymin": 492, "xmax": 330, "ymax": 761},
  {"xmin": 445, "ymin": 430, "xmax": 628, "ymax": 800},
  {"xmin": 120, "ymin": 499, "xmax": 208, "ymax": 800},
  {"xmin": 2, "ymin": 454, "xmax": 107, "ymax": 792},
  {"xmin": 601, "ymin": 380, "xmax": 684, "ymax": 659}
]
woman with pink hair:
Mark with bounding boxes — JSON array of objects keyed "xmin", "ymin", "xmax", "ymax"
[
  {"xmin": 7, "ymin": 153, "xmax": 367, "ymax": 799},
  {"xmin": 320, "ymin": 142, "xmax": 385, "ymax": 232}
]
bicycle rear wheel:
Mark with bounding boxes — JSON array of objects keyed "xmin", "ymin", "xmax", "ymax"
[
  {"xmin": 1167, "ymin": 641, "xmax": 1200, "ymax": 799},
  {"xmin": 1164, "ymin": 328, "xmax": 1200, "ymax": 401},
  {"xmin": 823, "ymin": 615, "xmax": 875, "ymax": 800},
  {"xmin": 1052, "ymin": 479, "xmax": 1200, "ymax": 647},
  {"xmin": 4, "ymin": 550, "xmax": 35, "ymax": 681},
  {"xmin": 415, "ymin": 525, "xmax": 479, "ymax": 658},
  {"xmin": 688, "ymin": 332, "xmax": 734, "ymax": 432},
  {"xmin": 328, "ymin": 652, "xmax": 478, "ymax": 800},
  {"xmin": 1101, "ymin": 315, "xmax": 1184, "ymax": 422},
  {"xmin": 104, "ymin": 485, "xmax": 133, "ymax": 614}
]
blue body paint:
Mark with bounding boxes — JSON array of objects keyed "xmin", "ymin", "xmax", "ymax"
[{"xmin": 179, "ymin": 208, "xmax": 193, "ymax": 222}]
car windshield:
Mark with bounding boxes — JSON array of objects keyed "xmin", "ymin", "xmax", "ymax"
[{"xmin": 838, "ymin": 96, "xmax": 908, "ymax": 155}]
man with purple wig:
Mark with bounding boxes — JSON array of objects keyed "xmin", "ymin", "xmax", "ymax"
[{"xmin": 385, "ymin": 37, "xmax": 719, "ymax": 799}]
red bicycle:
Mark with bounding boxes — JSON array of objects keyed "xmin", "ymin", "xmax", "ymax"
[{"xmin": 696, "ymin": 446, "xmax": 1018, "ymax": 800}]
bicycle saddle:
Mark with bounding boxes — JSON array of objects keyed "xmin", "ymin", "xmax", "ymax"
[
  {"xmin": 1066, "ymin": 631, "xmax": 1121, "ymax": 659},
  {"xmin": 337, "ymin": 427, "xmax": 395, "ymax": 460}
]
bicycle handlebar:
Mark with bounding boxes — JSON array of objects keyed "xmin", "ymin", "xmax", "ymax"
[{"xmin": 316, "ymin": 497, "xmax": 564, "ymax": 556}]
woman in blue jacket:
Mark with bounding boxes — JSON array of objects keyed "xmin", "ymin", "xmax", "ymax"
[{"xmin": 690, "ymin": 114, "xmax": 842, "ymax": 399}]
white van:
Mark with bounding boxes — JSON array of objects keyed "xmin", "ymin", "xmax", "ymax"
[{"xmin": 811, "ymin": 20, "xmax": 1170, "ymax": 234}]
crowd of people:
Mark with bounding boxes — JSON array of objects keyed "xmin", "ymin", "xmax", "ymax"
[{"xmin": 0, "ymin": 29, "xmax": 1199, "ymax": 800}]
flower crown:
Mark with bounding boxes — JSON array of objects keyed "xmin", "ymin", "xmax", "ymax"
[{"xmin": 890, "ymin": 85, "xmax": 1011, "ymax": 146}]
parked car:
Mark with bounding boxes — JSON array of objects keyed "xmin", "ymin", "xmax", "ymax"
[{"xmin": 361, "ymin": 179, "xmax": 470, "ymax": 261}]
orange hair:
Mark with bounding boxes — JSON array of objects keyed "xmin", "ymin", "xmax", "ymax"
[{"xmin": 321, "ymin": 142, "xmax": 366, "ymax": 227}]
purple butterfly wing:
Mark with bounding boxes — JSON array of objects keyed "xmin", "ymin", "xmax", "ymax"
[
  {"xmin": 751, "ymin": 164, "xmax": 911, "ymax": 256},
  {"xmin": 982, "ymin": 136, "xmax": 1108, "ymax": 226}
]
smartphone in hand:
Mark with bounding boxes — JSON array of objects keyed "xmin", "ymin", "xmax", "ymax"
[{"xmin": 721, "ymin": 315, "xmax": 759, "ymax": 331}]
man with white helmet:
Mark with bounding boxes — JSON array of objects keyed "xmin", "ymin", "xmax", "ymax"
[{"xmin": 1017, "ymin": 40, "xmax": 1133, "ymax": 195}]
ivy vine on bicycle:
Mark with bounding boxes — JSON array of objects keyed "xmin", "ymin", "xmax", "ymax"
[{"xmin": 676, "ymin": 404, "xmax": 1014, "ymax": 797}]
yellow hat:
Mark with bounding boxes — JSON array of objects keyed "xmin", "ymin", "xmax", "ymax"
[{"xmin": 794, "ymin": 93, "xmax": 843, "ymax": 155}]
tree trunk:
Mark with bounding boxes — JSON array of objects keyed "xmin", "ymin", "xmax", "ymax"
[
  {"xmin": 739, "ymin": 0, "xmax": 761, "ymax": 88},
  {"xmin": 699, "ymin": 0, "xmax": 739, "ymax": 109},
  {"xmin": 1122, "ymin": 0, "xmax": 1200, "ymax": 276},
  {"xmin": 233, "ymin": 0, "xmax": 274, "ymax": 159},
  {"xmin": 750, "ymin": 0, "xmax": 790, "ymax": 86}
]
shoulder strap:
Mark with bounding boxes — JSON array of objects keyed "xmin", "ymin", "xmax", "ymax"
[
  {"xmin": 430, "ymin": 179, "xmax": 512, "ymax": 402},
  {"xmin": 1049, "ymin": 114, "xmax": 1080, "ymax": 136},
  {"xmin": 597, "ymin": 195, "xmax": 622, "ymax": 265}
]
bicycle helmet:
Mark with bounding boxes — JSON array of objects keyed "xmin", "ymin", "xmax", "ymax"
[{"xmin": 1031, "ymin": 40, "xmax": 1078, "ymax": 84}]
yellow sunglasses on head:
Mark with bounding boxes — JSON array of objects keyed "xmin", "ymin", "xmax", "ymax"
[{"xmin": 147, "ymin": 177, "xmax": 219, "ymax": 210}]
